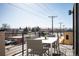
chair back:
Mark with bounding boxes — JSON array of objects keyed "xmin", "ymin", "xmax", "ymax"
[{"xmin": 27, "ymin": 40, "xmax": 43, "ymax": 53}]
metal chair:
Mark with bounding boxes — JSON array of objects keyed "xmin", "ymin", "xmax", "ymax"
[
  {"xmin": 43, "ymin": 35, "xmax": 60, "ymax": 55},
  {"xmin": 27, "ymin": 40, "xmax": 49, "ymax": 56}
]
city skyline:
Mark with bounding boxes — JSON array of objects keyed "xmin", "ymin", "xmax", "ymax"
[{"xmin": 0, "ymin": 3, "xmax": 73, "ymax": 29}]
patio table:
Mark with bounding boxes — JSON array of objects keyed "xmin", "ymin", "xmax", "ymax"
[{"xmin": 35, "ymin": 37, "xmax": 57, "ymax": 56}]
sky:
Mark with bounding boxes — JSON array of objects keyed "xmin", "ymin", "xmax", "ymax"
[{"xmin": 0, "ymin": 3, "xmax": 73, "ymax": 29}]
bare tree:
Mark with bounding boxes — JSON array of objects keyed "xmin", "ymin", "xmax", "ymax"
[
  {"xmin": 2, "ymin": 24, "xmax": 10, "ymax": 28},
  {"xmin": 0, "ymin": 24, "xmax": 10, "ymax": 31}
]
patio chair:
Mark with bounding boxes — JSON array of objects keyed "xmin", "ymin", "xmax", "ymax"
[{"xmin": 27, "ymin": 40, "xmax": 49, "ymax": 56}]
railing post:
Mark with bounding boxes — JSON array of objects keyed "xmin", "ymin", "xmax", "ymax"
[{"xmin": 22, "ymin": 32, "xmax": 24, "ymax": 56}]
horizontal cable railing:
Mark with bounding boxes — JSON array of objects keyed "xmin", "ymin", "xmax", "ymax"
[
  {"xmin": 5, "ymin": 44, "xmax": 27, "ymax": 56},
  {"xmin": 59, "ymin": 44, "xmax": 73, "ymax": 56}
]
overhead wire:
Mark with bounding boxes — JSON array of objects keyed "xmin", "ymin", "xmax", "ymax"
[
  {"xmin": 35, "ymin": 3, "xmax": 50, "ymax": 16},
  {"xmin": 8, "ymin": 3, "xmax": 47, "ymax": 20},
  {"xmin": 23, "ymin": 3, "xmax": 48, "ymax": 19}
]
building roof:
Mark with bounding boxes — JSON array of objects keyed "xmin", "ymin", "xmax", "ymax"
[{"xmin": 8, "ymin": 35, "xmax": 35, "ymax": 39}]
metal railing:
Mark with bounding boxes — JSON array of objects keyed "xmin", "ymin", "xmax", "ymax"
[
  {"xmin": 59, "ymin": 44, "xmax": 73, "ymax": 56},
  {"xmin": 5, "ymin": 32, "xmax": 27, "ymax": 56}
]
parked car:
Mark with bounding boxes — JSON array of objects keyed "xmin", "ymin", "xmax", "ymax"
[
  {"xmin": 5, "ymin": 39, "xmax": 17, "ymax": 45},
  {"xmin": 10, "ymin": 40, "xmax": 17, "ymax": 45},
  {"xmin": 5, "ymin": 40, "xmax": 12, "ymax": 45},
  {"xmin": 47, "ymin": 33, "xmax": 56, "ymax": 37}
]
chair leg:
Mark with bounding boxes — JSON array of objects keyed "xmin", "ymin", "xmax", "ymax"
[
  {"xmin": 48, "ymin": 49, "xmax": 49, "ymax": 56},
  {"xmin": 27, "ymin": 50, "xmax": 28, "ymax": 56},
  {"xmin": 44, "ymin": 50, "xmax": 49, "ymax": 56}
]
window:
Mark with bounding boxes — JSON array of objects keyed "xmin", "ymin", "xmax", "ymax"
[{"xmin": 66, "ymin": 35, "xmax": 69, "ymax": 40}]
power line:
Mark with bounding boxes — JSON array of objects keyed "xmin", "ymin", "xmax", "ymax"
[
  {"xmin": 40, "ymin": 4, "xmax": 54, "ymax": 15},
  {"xmin": 23, "ymin": 4, "xmax": 49, "ymax": 19},
  {"xmin": 25, "ymin": 4, "xmax": 47, "ymax": 16},
  {"xmin": 8, "ymin": 3, "xmax": 47, "ymax": 20},
  {"xmin": 35, "ymin": 4, "xmax": 49, "ymax": 16}
]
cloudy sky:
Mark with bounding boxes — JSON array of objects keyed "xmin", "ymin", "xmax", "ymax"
[{"xmin": 0, "ymin": 3, "xmax": 73, "ymax": 29}]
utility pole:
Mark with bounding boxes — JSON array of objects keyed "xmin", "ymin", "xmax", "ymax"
[
  {"xmin": 59, "ymin": 22, "xmax": 62, "ymax": 36},
  {"xmin": 63, "ymin": 25, "xmax": 65, "ymax": 33},
  {"xmin": 48, "ymin": 16, "xmax": 57, "ymax": 34}
]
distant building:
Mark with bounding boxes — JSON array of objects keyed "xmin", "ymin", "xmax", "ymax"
[
  {"xmin": 8, "ymin": 36, "xmax": 23, "ymax": 44},
  {"xmin": 0, "ymin": 28, "xmax": 23, "ymax": 39}
]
